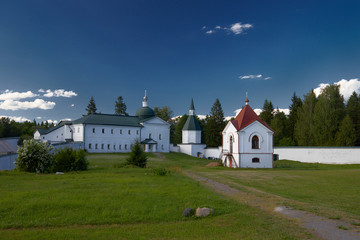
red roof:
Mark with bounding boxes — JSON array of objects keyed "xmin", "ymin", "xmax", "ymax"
[{"xmin": 231, "ymin": 105, "xmax": 273, "ymax": 132}]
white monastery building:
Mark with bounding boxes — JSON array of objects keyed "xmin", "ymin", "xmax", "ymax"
[
  {"xmin": 34, "ymin": 91, "xmax": 170, "ymax": 153},
  {"xmin": 221, "ymin": 97, "xmax": 274, "ymax": 168}
]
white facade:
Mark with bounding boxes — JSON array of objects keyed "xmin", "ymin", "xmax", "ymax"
[
  {"xmin": 182, "ymin": 130, "xmax": 201, "ymax": 144},
  {"xmin": 221, "ymin": 100, "xmax": 274, "ymax": 168}
]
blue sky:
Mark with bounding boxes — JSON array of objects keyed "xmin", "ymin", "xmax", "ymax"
[{"xmin": 1, "ymin": 0, "xmax": 360, "ymax": 123}]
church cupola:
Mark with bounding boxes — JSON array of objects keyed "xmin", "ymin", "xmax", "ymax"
[
  {"xmin": 135, "ymin": 90, "xmax": 155, "ymax": 120},
  {"xmin": 182, "ymin": 98, "xmax": 201, "ymax": 144}
]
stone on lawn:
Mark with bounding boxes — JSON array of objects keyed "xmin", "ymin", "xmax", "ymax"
[
  {"xmin": 195, "ymin": 207, "xmax": 214, "ymax": 217},
  {"xmin": 182, "ymin": 208, "xmax": 194, "ymax": 217}
]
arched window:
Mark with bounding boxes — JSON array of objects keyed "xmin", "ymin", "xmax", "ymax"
[
  {"xmin": 230, "ymin": 136, "xmax": 233, "ymax": 153},
  {"xmin": 252, "ymin": 135, "xmax": 259, "ymax": 149},
  {"xmin": 252, "ymin": 157, "xmax": 260, "ymax": 163}
]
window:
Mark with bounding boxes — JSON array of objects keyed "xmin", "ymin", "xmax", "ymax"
[
  {"xmin": 159, "ymin": 134, "xmax": 161, "ymax": 140},
  {"xmin": 136, "ymin": 130, "xmax": 139, "ymax": 135},
  {"xmin": 252, "ymin": 157, "xmax": 260, "ymax": 163},
  {"xmin": 149, "ymin": 133, "xmax": 152, "ymax": 139},
  {"xmin": 114, "ymin": 145, "xmax": 116, "ymax": 150},
  {"xmin": 119, "ymin": 145, "xmax": 122, "ymax": 150},
  {"xmin": 95, "ymin": 144, "xmax": 98, "ymax": 149},
  {"xmin": 89, "ymin": 144, "xmax": 92, "ymax": 149},
  {"xmin": 78, "ymin": 127, "xmax": 80, "ymax": 133},
  {"xmin": 102, "ymin": 129, "xmax": 105, "ymax": 134},
  {"xmin": 61, "ymin": 133, "xmax": 63, "ymax": 136},
  {"xmin": 120, "ymin": 129, "xmax": 122, "ymax": 134},
  {"xmin": 230, "ymin": 136, "xmax": 233, "ymax": 153},
  {"xmin": 128, "ymin": 130, "xmax": 131, "ymax": 135},
  {"xmin": 125, "ymin": 144, "xmax": 127, "ymax": 149},
  {"xmin": 162, "ymin": 144, "xmax": 164, "ymax": 150},
  {"xmin": 93, "ymin": 128, "xmax": 95, "ymax": 133},
  {"xmin": 252, "ymin": 135, "xmax": 259, "ymax": 149},
  {"xmin": 107, "ymin": 144, "xmax": 110, "ymax": 150},
  {"xmin": 101, "ymin": 144, "xmax": 104, "ymax": 149},
  {"xmin": 111, "ymin": 129, "xmax": 114, "ymax": 134}
]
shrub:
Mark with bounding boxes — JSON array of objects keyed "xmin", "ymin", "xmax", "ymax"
[
  {"xmin": 53, "ymin": 147, "xmax": 88, "ymax": 172},
  {"xmin": 152, "ymin": 167, "xmax": 171, "ymax": 176},
  {"xmin": 126, "ymin": 140, "xmax": 147, "ymax": 168},
  {"xmin": 16, "ymin": 139, "xmax": 54, "ymax": 173}
]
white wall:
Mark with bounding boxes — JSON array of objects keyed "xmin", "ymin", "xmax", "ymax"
[
  {"xmin": 84, "ymin": 124, "xmax": 141, "ymax": 153},
  {"xmin": 178, "ymin": 144, "xmax": 206, "ymax": 157},
  {"xmin": 240, "ymin": 154, "xmax": 273, "ymax": 168},
  {"xmin": 182, "ymin": 130, "xmax": 201, "ymax": 144},
  {"xmin": 274, "ymin": 147, "xmax": 360, "ymax": 164},
  {"xmin": 203, "ymin": 147, "xmax": 222, "ymax": 159}
]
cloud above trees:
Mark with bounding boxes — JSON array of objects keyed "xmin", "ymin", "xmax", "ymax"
[{"xmin": 314, "ymin": 78, "xmax": 360, "ymax": 101}]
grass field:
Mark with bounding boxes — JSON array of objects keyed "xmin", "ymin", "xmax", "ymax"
[
  {"xmin": 197, "ymin": 159, "xmax": 360, "ymax": 223},
  {"xmin": 0, "ymin": 153, "xmax": 313, "ymax": 239}
]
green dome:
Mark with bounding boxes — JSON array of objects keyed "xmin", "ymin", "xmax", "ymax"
[{"xmin": 135, "ymin": 106, "xmax": 155, "ymax": 120}]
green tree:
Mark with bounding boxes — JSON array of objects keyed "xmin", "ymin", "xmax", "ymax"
[
  {"xmin": 114, "ymin": 96, "xmax": 128, "ymax": 116},
  {"xmin": 172, "ymin": 114, "xmax": 188, "ymax": 144},
  {"xmin": 126, "ymin": 140, "xmax": 147, "ymax": 168},
  {"xmin": 270, "ymin": 109, "xmax": 288, "ymax": 146},
  {"xmin": 288, "ymin": 92, "xmax": 302, "ymax": 143},
  {"xmin": 205, "ymin": 98, "xmax": 225, "ymax": 147},
  {"xmin": 335, "ymin": 115, "xmax": 357, "ymax": 146},
  {"xmin": 294, "ymin": 90, "xmax": 317, "ymax": 146},
  {"xmin": 347, "ymin": 92, "xmax": 360, "ymax": 145},
  {"xmin": 154, "ymin": 106, "xmax": 173, "ymax": 122},
  {"xmin": 259, "ymin": 99, "xmax": 274, "ymax": 125},
  {"xmin": 312, "ymin": 84, "xmax": 346, "ymax": 146},
  {"xmin": 86, "ymin": 96, "xmax": 97, "ymax": 115}
]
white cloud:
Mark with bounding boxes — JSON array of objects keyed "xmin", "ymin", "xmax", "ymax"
[
  {"xmin": 0, "ymin": 115, "xmax": 31, "ymax": 122},
  {"xmin": 38, "ymin": 89, "xmax": 45, "ymax": 93},
  {"xmin": 0, "ymin": 90, "xmax": 38, "ymax": 100},
  {"xmin": 46, "ymin": 119, "xmax": 58, "ymax": 125},
  {"xmin": 0, "ymin": 99, "xmax": 56, "ymax": 110},
  {"xmin": 36, "ymin": 116, "xmax": 42, "ymax": 119},
  {"xmin": 313, "ymin": 78, "xmax": 360, "ymax": 101},
  {"xmin": 239, "ymin": 74, "xmax": 271, "ymax": 80},
  {"xmin": 230, "ymin": 22, "xmax": 253, "ymax": 35},
  {"xmin": 43, "ymin": 89, "xmax": 78, "ymax": 98},
  {"xmin": 203, "ymin": 22, "xmax": 253, "ymax": 35},
  {"xmin": 60, "ymin": 118, "xmax": 72, "ymax": 122},
  {"xmin": 71, "ymin": 104, "xmax": 75, "ymax": 107}
]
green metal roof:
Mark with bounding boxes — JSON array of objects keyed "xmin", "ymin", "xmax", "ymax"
[
  {"xmin": 36, "ymin": 121, "xmax": 72, "ymax": 135},
  {"xmin": 135, "ymin": 106, "xmax": 155, "ymax": 120},
  {"xmin": 182, "ymin": 115, "xmax": 201, "ymax": 131},
  {"xmin": 73, "ymin": 114, "xmax": 142, "ymax": 127}
]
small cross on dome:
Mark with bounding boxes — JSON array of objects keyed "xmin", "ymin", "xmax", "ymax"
[{"xmin": 245, "ymin": 92, "xmax": 249, "ymax": 105}]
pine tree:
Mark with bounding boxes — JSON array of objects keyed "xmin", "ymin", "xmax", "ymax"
[
  {"xmin": 86, "ymin": 96, "xmax": 97, "ymax": 115},
  {"xmin": 114, "ymin": 96, "xmax": 128, "ymax": 115},
  {"xmin": 288, "ymin": 92, "xmax": 302, "ymax": 143},
  {"xmin": 294, "ymin": 90, "xmax": 317, "ymax": 146},
  {"xmin": 259, "ymin": 99, "xmax": 274, "ymax": 125},
  {"xmin": 312, "ymin": 84, "xmax": 346, "ymax": 146},
  {"xmin": 205, "ymin": 99, "xmax": 225, "ymax": 147},
  {"xmin": 347, "ymin": 92, "xmax": 360, "ymax": 145},
  {"xmin": 335, "ymin": 115, "xmax": 356, "ymax": 146},
  {"xmin": 270, "ymin": 109, "xmax": 288, "ymax": 146},
  {"xmin": 126, "ymin": 140, "xmax": 147, "ymax": 168}
]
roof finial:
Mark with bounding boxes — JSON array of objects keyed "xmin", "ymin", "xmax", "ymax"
[
  {"xmin": 142, "ymin": 90, "xmax": 148, "ymax": 107},
  {"xmin": 245, "ymin": 92, "xmax": 249, "ymax": 105},
  {"xmin": 189, "ymin": 98, "xmax": 195, "ymax": 115}
]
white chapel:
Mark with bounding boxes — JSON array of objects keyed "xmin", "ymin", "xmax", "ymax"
[{"xmin": 221, "ymin": 97, "xmax": 274, "ymax": 168}]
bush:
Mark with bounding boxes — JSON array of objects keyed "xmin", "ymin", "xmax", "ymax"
[
  {"xmin": 126, "ymin": 140, "xmax": 147, "ymax": 168},
  {"xmin": 16, "ymin": 139, "xmax": 54, "ymax": 173},
  {"xmin": 152, "ymin": 167, "xmax": 171, "ymax": 176},
  {"xmin": 53, "ymin": 147, "xmax": 88, "ymax": 172}
]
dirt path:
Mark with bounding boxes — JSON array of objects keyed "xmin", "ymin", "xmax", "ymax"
[{"xmin": 184, "ymin": 171, "xmax": 360, "ymax": 240}]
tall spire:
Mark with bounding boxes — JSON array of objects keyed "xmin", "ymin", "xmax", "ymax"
[
  {"xmin": 142, "ymin": 90, "xmax": 148, "ymax": 107},
  {"xmin": 245, "ymin": 92, "xmax": 249, "ymax": 105},
  {"xmin": 189, "ymin": 98, "xmax": 195, "ymax": 115}
]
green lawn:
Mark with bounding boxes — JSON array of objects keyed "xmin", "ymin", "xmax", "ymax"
[
  {"xmin": 196, "ymin": 159, "xmax": 360, "ymax": 221},
  {"xmin": 0, "ymin": 153, "xmax": 311, "ymax": 239}
]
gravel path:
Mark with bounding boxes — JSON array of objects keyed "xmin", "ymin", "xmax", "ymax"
[{"xmin": 184, "ymin": 171, "xmax": 360, "ymax": 240}]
